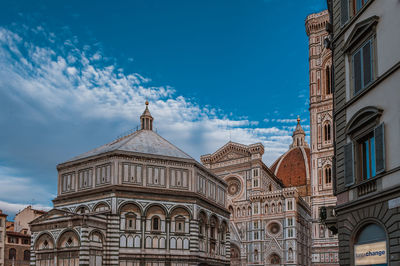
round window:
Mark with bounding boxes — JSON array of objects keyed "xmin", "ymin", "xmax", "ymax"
[
  {"xmin": 268, "ymin": 222, "xmax": 281, "ymax": 235},
  {"xmin": 227, "ymin": 177, "xmax": 241, "ymax": 197}
]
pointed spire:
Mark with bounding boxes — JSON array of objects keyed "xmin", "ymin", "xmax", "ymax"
[
  {"xmin": 140, "ymin": 101, "xmax": 153, "ymax": 130},
  {"xmin": 290, "ymin": 116, "xmax": 308, "ymax": 148}
]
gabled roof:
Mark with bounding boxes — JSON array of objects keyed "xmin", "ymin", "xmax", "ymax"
[
  {"xmin": 64, "ymin": 129, "xmax": 194, "ymax": 164},
  {"xmin": 29, "ymin": 208, "xmax": 77, "ymax": 225}
]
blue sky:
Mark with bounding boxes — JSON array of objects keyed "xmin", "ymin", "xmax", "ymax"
[{"xmin": 0, "ymin": 0, "xmax": 326, "ymax": 217}]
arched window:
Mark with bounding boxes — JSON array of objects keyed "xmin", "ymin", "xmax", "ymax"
[
  {"xmin": 326, "ymin": 66, "xmax": 332, "ymax": 94},
  {"xmin": 324, "ymin": 123, "xmax": 331, "ymax": 142},
  {"xmin": 271, "ymin": 203, "xmax": 275, "ymax": 214},
  {"xmin": 288, "ymin": 248, "xmax": 294, "ymax": 261},
  {"xmin": 175, "ymin": 216, "xmax": 185, "ymax": 233},
  {"xmin": 94, "ymin": 203, "xmax": 109, "ymax": 213},
  {"xmin": 325, "ymin": 166, "xmax": 332, "ymax": 185},
  {"xmin": 210, "ymin": 222, "xmax": 216, "ymax": 240},
  {"xmin": 254, "ymin": 249, "xmax": 259, "ymax": 261},
  {"xmin": 152, "ymin": 216, "xmax": 160, "ymax": 231},
  {"xmin": 76, "ymin": 206, "xmax": 89, "ymax": 214},
  {"xmin": 248, "ymin": 206, "xmax": 252, "ymax": 216},
  {"xmin": 9, "ymin": 248, "xmax": 16, "ymax": 260},
  {"xmin": 354, "ymin": 223, "xmax": 387, "ymax": 265},
  {"xmin": 125, "ymin": 213, "xmax": 136, "ymax": 230},
  {"xmin": 270, "ymin": 254, "xmax": 281, "ymax": 264},
  {"xmin": 228, "ymin": 206, "xmax": 234, "ymax": 218},
  {"xmin": 24, "ymin": 250, "xmax": 30, "ymax": 261},
  {"xmin": 356, "ymin": 223, "xmax": 386, "ymax": 245},
  {"xmin": 265, "ymin": 204, "xmax": 269, "ymax": 214},
  {"xmin": 199, "ymin": 219, "xmax": 205, "ymax": 237},
  {"xmin": 236, "ymin": 207, "xmax": 241, "ymax": 217}
]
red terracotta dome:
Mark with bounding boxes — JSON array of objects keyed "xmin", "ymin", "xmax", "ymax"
[
  {"xmin": 270, "ymin": 146, "xmax": 311, "ymax": 187},
  {"xmin": 270, "ymin": 118, "xmax": 311, "ymax": 197}
]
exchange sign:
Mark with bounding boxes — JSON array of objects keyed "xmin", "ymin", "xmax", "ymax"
[{"xmin": 354, "ymin": 241, "xmax": 387, "ymax": 265}]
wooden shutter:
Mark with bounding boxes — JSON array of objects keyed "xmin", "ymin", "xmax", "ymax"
[
  {"xmin": 341, "ymin": 0, "xmax": 349, "ymax": 25},
  {"xmin": 363, "ymin": 41, "xmax": 373, "ymax": 87},
  {"xmin": 344, "ymin": 142, "xmax": 354, "ymax": 186},
  {"xmin": 374, "ymin": 123, "xmax": 385, "ymax": 174},
  {"xmin": 353, "ymin": 50, "xmax": 362, "ymax": 94}
]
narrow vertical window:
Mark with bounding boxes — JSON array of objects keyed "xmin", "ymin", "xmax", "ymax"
[{"xmin": 326, "ymin": 66, "xmax": 331, "ymax": 95}]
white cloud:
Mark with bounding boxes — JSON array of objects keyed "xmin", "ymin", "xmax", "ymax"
[
  {"xmin": 0, "ymin": 165, "xmax": 53, "ymax": 218},
  {"xmin": 0, "ymin": 201, "xmax": 51, "ymax": 220},
  {"xmin": 0, "ymin": 25, "xmax": 310, "ymax": 209}
]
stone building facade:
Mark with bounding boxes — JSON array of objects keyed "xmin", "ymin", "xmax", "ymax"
[
  {"xmin": 14, "ymin": 206, "xmax": 46, "ymax": 236},
  {"xmin": 0, "ymin": 211, "xmax": 7, "ymax": 266},
  {"xmin": 201, "ymin": 124, "xmax": 312, "ymax": 266},
  {"xmin": 1, "ymin": 206, "xmax": 45, "ymax": 266},
  {"xmin": 328, "ymin": 0, "xmax": 400, "ymax": 265},
  {"xmin": 305, "ymin": 10, "xmax": 339, "ymax": 265},
  {"xmin": 4, "ymin": 231, "xmax": 30, "ymax": 266},
  {"xmin": 29, "ymin": 103, "xmax": 230, "ymax": 266}
]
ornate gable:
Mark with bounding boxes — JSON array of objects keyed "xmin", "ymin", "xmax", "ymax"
[
  {"xmin": 201, "ymin": 141, "xmax": 264, "ymax": 164},
  {"xmin": 29, "ymin": 208, "xmax": 76, "ymax": 225}
]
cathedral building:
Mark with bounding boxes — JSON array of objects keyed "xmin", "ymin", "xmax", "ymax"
[
  {"xmin": 29, "ymin": 103, "xmax": 230, "ymax": 266},
  {"xmin": 201, "ymin": 123, "xmax": 312, "ymax": 266},
  {"xmin": 305, "ymin": 10, "xmax": 338, "ymax": 265}
]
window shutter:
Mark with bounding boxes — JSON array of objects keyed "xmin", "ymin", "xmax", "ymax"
[
  {"xmin": 341, "ymin": 0, "xmax": 349, "ymax": 25},
  {"xmin": 362, "ymin": 41, "xmax": 373, "ymax": 87},
  {"xmin": 374, "ymin": 123, "xmax": 385, "ymax": 174},
  {"xmin": 344, "ymin": 142, "xmax": 354, "ymax": 186},
  {"xmin": 353, "ymin": 50, "xmax": 362, "ymax": 94}
]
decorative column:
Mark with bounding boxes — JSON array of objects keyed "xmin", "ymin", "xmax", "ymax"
[
  {"xmin": 30, "ymin": 234, "xmax": 36, "ymax": 266},
  {"xmin": 225, "ymin": 230, "xmax": 231, "ymax": 259},
  {"xmin": 141, "ymin": 216, "xmax": 146, "ymax": 250},
  {"xmin": 217, "ymin": 228, "xmax": 221, "ymax": 256},
  {"xmin": 79, "ymin": 227, "xmax": 90, "ymax": 266},
  {"xmin": 166, "ymin": 217, "xmax": 171, "ymax": 251},
  {"xmin": 189, "ymin": 219, "xmax": 199, "ymax": 252},
  {"xmin": 105, "ymin": 214, "xmax": 120, "ymax": 265},
  {"xmin": 205, "ymin": 223, "xmax": 210, "ymax": 255}
]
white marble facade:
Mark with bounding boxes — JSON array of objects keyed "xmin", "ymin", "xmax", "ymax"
[{"xmin": 30, "ymin": 103, "xmax": 230, "ymax": 266}]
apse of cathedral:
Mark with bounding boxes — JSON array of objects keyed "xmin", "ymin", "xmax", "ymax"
[
  {"xmin": 201, "ymin": 119, "xmax": 312, "ymax": 266},
  {"xmin": 29, "ymin": 102, "xmax": 231, "ymax": 266}
]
